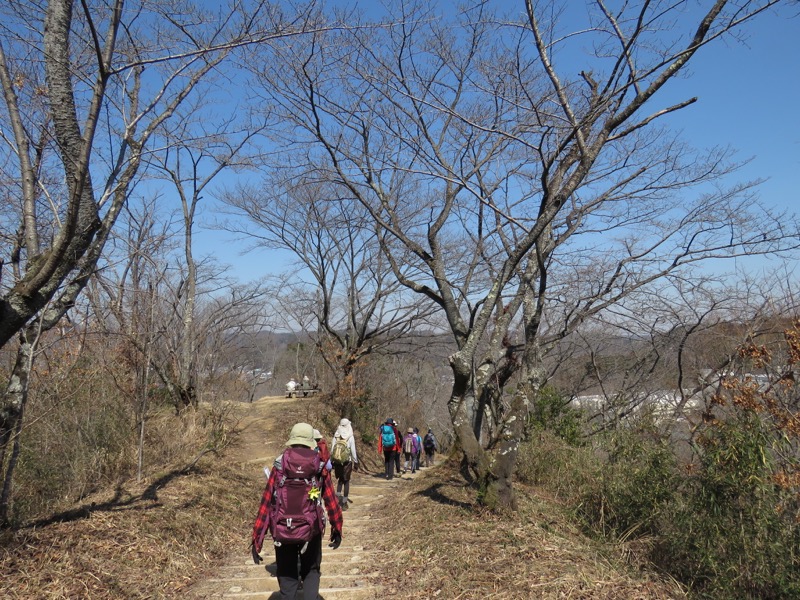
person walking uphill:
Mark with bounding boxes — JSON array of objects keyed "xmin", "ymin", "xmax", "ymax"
[
  {"xmin": 378, "ymin": 418, "xmax": 399, "ymax": 480},
  {"xmin": 331, "ymin": 418, "xmax": 358, "ymax": 509},
  {"xmin": 251, "ymin": 422, "xmax": 343, "ymax": 600},
  {"xmin": 423, "ymin": 428, "xmax": 438, "ymax": 467},
  {"xmin": 313, "ymin": 429, "xmax": 332, "ymax": 471},
  {"xmin": 391, "ymin": 418, "xmax": 403, "ymax": 475},
  {"xmin": 402, "ymin": 428, "xmax": 420, "ymax": 474},
  {"xmin": 412, "ymin": 427, "xmax": 423, "ymax": 471}
]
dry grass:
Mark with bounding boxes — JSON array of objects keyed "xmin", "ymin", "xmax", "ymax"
[
  {"xmin": 0, "ymin": 459, "xmax": 258, "ymax": 600},
  {"xmin": 369, "ymin": 458, "xmax": 688, "ymax": 600},
  {"xmin": 0, "ymin": 399, "xmax": 266, "ymax": 600},
  {"xmin": 0, "ymin": 397, "xmax": 688, "ymax": 599}
]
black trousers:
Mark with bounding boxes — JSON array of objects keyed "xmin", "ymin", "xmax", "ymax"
[
  {"xmin": 383, "ymin": 449, "xmax": 396, "ymax": 479},
  {"xmin": 274, "ymin": 534, "xmax": 322, "ymax": 600}
]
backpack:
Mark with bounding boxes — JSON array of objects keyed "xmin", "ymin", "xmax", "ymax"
[
  {"xmin": 268, "ymin": 447, "xmax": 326, "ymax": 545},
  {"xmin": 381, "ymin": 424, "xmax": 396, "ymax": 448},
  {"xmin": 403, "ymin": 434, "xmax": 414, "ymax": 454},
  {"xmin": 423, "ymin": 433, "xmax": 435, "ymax": 451},
  {"xmin": 330, "ymin": 437, "xmax": 351, "ymax": 465}
]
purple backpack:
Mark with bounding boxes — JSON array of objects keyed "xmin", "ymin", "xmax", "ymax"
[{"xmin": 269, "ymin": 447, "xmax": 326, "ymax": 545}]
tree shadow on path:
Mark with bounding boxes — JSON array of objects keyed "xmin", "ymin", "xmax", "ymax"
[{"xmin": 414, "ymin": 482, "xmax": 474, "ymax": 510}]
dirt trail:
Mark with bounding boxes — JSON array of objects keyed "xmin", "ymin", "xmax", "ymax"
[{"xmin": 192, "ymin": 395, "xmax": 420, "ymax": 599}]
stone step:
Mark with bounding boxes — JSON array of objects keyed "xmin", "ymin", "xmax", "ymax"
[
  {"xmin": 192, "ymin": 396, "xmax": 420, "ymax": 600},
  {"xmin": 210, "ymin": 573, "xmax": 378, "ymax": 593},
  {"xmin": 219, "ymin": 586, "xmax": 380, "ymax": 599},
  {"xmin": 214, "ymin": 555, "xmax": 379, "ymax": 575},
  {"xmin": 217, "ymin": 547, "xmax": 389, "ymax": 573}
]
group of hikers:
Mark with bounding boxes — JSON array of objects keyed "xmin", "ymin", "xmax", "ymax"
[
  {"xmin": 250, "ymin": 416, "xmax": 439, "ymax": 599},
  {"xmin": 285, "ymin": 375, "xmax": 315, "ymax": 392},
  {"xmin": 377, "ymin": 417, "xmax": 438, "ymax": 480}
]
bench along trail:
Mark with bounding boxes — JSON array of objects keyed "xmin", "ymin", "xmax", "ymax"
[{"xmin": 191, "ymin": 395, "xmax": 419, "ymax": 599}]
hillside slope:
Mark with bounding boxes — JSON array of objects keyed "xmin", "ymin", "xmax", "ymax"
[{"xmin": 0, "ymin": 395, "xmax": 685, "ymax": 599}]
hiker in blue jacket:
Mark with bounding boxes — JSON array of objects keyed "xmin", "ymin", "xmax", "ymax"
[{"xmin": 378, "ymin": 418, "xmax": 400, "ymax": 480}]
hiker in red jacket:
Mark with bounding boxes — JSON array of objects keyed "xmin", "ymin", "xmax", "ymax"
[
  {"xmin": 251, "ymin": 423, "xmax": 343, "ymax": 600},
  {"xmin": 391, "ymin": 419, "xmax": 403, "ymax": 475},
  {"xmin": 313, "ymin": 428, "xmax": 332, "ymax": 471}
]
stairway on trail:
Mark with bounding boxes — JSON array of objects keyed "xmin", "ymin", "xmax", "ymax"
[
  {"xmin": 198, "ymin": 475, "xmax": 417, "ymax": 599},
  {"xmin": 192, "ymin": 395, "xmax": 423, "ymax": 599}
]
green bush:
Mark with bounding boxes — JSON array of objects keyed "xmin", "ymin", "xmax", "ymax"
[
  {"xmin": 576, "ymin": 423, "xmax": 679, "ymax": 539},
  {"xmin": 528, "ymin": 385, "xmax": 584, "ymax": 446},
  {"xmin": 529, "ymin": 411, "xmax": 800, "ymax": 599},
  {"xmin": 655, "ymin": 415, "xmax": 800, "ymax": 599}
]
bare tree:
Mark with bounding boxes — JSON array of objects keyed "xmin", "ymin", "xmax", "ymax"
[
  {"xmin": 242, "ymin": 0, "xmax": 799, "ymax": 509},
  {"xmin": 149, "ymin": 105, "xmax": 265, "ymax": 411},
  {"xmin": 0, "ymin": 0, "xmax": 324, "ymax": 524},
  {"xmin": 220, "ymin": 177, "xmax": 437, "ymax": 409},
  {"xmin": 86, "ymin": 196, "xmax": 175, "ymax": 481}
]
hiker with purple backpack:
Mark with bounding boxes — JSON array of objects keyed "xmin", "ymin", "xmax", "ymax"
[
  {"xmin": 413, "ymin": 427, "xmax": 423, "ymax": 471},
  {"xmin": 251, "ymin": 422, "xmax": 343, "ymax": 600},
  {"xmin": 402, "ymin": 428, "xmax": 420, "ymax": 474}
]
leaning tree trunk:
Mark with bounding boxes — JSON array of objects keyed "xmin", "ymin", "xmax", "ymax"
[{"xmin": 0, "ymin": 330, "xmax": 39, "ymax": 525}]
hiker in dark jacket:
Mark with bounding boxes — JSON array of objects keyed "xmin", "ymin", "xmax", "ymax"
[
  {"xmin": 251, "ymin": 423, "xmax": 343, "ymax": 600},
  {"xmin": 423, "ymin": 428, "xmax": 438, "ymax": 467}
]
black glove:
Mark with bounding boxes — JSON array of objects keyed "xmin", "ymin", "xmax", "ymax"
[
  {"xmin": 251, "ymin": 542, "xmax": 263, "ymax": 564},
  {"xmin": 353, "ymin": 461, "xmax": 359, "ymax": 471},
  {"xmin": 328, "ymin": 531, "xmax": 342, "ymax": 550}
]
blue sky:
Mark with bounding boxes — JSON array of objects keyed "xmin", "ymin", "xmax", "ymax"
[
  {"xmin": 659, "ymin": 8, "xmax": 799, "ymax": 213},
  {"xmin": 193, "ymin": 2, "xmax": 799, "ymax": 282}
]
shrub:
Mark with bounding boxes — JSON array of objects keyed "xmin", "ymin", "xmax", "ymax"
[
  {"xmin": 576, "ymin": 422, "xmax": 679, "ymax": 539},
  {"xmin": 529, "ymin": 385, "xmax": 584, "ymax": 446},
  {"xmin": 516, "ymin": 430, "xmax": 600, "ymax": 502},
  {"xmin": 656, "ymin": 414, "xmax": 800, "ymax": 599}
]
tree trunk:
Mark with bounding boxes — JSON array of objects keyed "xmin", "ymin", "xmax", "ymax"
[
  {"xmin": 478, "ymin": 392, "xmax": 528, "ymax": 512},
  {"xmin": 448, "ymin": 352, "xmax": 492, "ymax": 485},
  {"xmin": 0, "ymin": 331, "xmax": 37, "ymax": 526},
  {"xmin": 178, "ymin": 190, "xmax": 198, "ymax": 410}
]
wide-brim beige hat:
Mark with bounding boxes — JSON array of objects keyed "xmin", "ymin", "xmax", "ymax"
[
  {"xmin": 286, "ymin": 423, "xmax": 316, "ymax": 448},
  {"xmin": 407, "ymin": 427, "xmax": 414, "ymax": 433}
]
